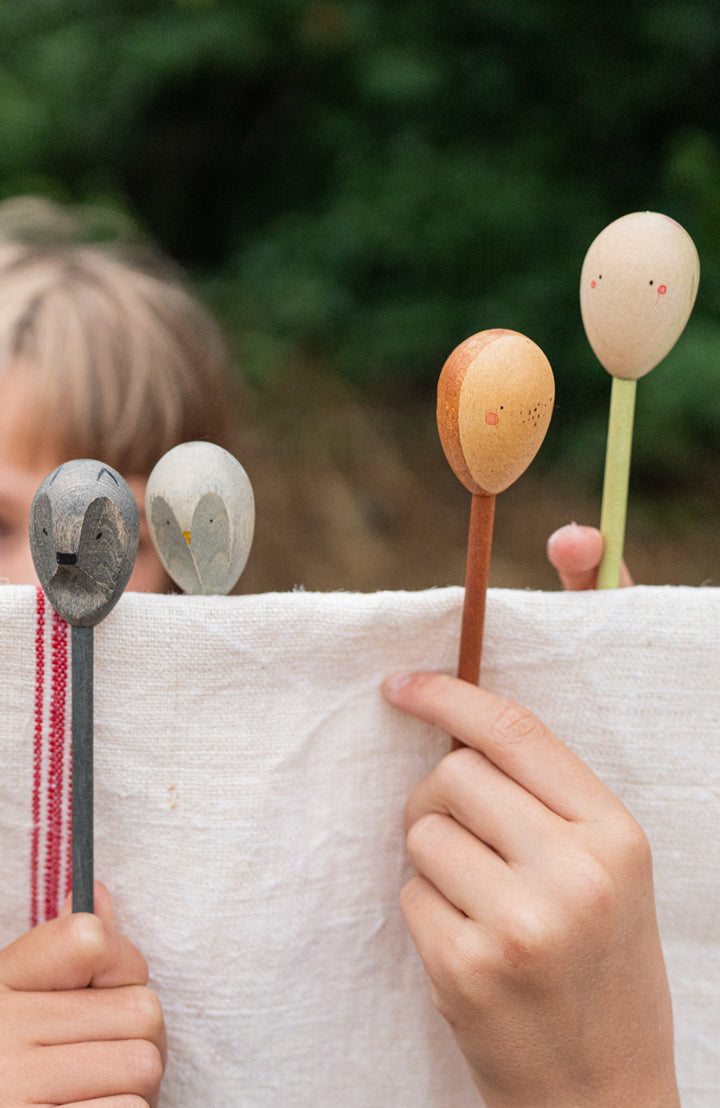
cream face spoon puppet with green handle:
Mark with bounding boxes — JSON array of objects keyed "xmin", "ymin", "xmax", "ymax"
[
  {"xmin": 29, "ymin": 460, "xmax": 139, "ymax": 914},
  {"xmin": 580, "ymin": 211, "xmax": 699, "ymax": 589}
]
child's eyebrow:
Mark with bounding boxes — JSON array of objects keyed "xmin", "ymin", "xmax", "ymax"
[{"xmin": 97, "ymin": 467, "xmax": 119, "ymax": 485}]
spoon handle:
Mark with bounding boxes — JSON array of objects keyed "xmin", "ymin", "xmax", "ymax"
[
  {"xmin": 598, "ymin": 377, "xmax": 637, "ymax": 589},
  {"xmin": 71, "ymin": 625, "xmax": 94, "ymax": 914},
  {"xmin": 458, "ymin": 492, "xmax": 496, "ymax": 684}
]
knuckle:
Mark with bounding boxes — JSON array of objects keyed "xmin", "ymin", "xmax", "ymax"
[
  {"xmin": 129, "ymin": 1037, "xmax": 165, "ymax": 1092},
  {"xmin": 66, "ymin": 910, "xmax": 107, "ymax": 963},
  {"xmin": 618, "ymin": 814, "xmax": 653, "ymax": 871},
  {"xmin": 564, "ymin": 851, "xmax": 620, "ymax": 930},
  {"xmin": 432, "ymin": 921, "xmax": 488, "ymax": 1005},
  {"xmin": 499, "ymin": 909, "xmax": 550, "ymax": 972},
  {"xmin": 406, "ymin": 810, "xmax": 444, "ymax": 855},
  {"xmin": 399, "ymin": 873, "xmax": 423, "ymax": 918},
  {"xmin": 127, "ymin": 985, "xmax": 165, "ymax": 1040},
  {"xmin": 403, "ymin": 746, "xmax": 478, "ymax": 832},
  {"xmin": 489, "ymin": 700, "xmax": 541, "ymax": 749},
  {"xmin": 436, "ymin": 745, "xmax": 483, "ymax": 789}
]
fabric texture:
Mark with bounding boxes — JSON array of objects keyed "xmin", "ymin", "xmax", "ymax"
[{"xmin": 0, "ymin": 583, "xmax": 717, "ymax": 1106}]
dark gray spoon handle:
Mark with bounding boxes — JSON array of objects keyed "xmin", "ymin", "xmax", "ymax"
[{"xmin": 71, "ymin": 625, "xmax": 94, "ymax": 914}]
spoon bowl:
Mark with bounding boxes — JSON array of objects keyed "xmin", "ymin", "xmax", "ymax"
[{"xmin": 29, "ymin": 459, "xmax": 139, "ymax": 626}]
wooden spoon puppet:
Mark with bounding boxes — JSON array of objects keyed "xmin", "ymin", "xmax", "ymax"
[
  {"xmin": 580, "ymin": 211, "xmax": 699, "ymax": 588},
  {"xmin": 29, "ymin": 460, "xmax": 139, "ymax": 913},
  {"xmin": 145, "ymin": 441, "xmax": 255, "ymax": 596},
  {"xmin": 438, "ymin": 329, "xmax": 555, "ymax": 698}
]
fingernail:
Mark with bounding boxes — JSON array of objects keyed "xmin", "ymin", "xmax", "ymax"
[
  {"xmin": 383, "ymin": 671, "xmax": 414, "ymax": 698},
  {"xmin": 548, "ymin": 522, "xmax": 579, "ymax": 545}
]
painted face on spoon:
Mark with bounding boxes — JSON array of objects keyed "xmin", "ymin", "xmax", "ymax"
[
  {"xmin": 437, "ymin": 329, "xmax": 555, "ymax": 496},
  {"xmin": 580, "ymin": 211, "xmax": 700, "ymax": 379},
  {"xmin": 29, "ymin": 459, "xmax": 139, "ymax": 626},
  {"xmin": 145, "ymin": 441, "xmax": 255, "ymax": 595}
]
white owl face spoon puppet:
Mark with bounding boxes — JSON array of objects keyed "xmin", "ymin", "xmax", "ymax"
[
  {"xmin": 145, "ymin": 441, "xmax": 255, "ymax": 595},
  {"xmin": 29, "ymin": 459, "xmax": 139, "ymax": 914}
]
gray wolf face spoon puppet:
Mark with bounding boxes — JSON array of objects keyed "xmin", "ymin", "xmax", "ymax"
[{"xmin": 30, "ymin": 459, "xmax": 139, "ymax": 627}]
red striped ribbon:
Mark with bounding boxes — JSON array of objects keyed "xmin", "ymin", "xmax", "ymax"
[{"xmin": 30, "ymin": 587, "xmax": 72, "ymax": 927}]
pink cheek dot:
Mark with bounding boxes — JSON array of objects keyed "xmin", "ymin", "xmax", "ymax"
[
  {"xmin": 485, "ymin": 411, "xmax": 499, "ymax": 426},
  {"xmin": 590, "ymin": 280, "xmax": 597, "ymax": 289},
  {"xmin": 658, "ymin": 284, "xmax": 667, "ymax": 295}
]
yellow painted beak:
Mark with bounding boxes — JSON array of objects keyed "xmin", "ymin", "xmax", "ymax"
[{"xmin": 183, "ymin": 530, "xmax": 191, "ymax": 547}]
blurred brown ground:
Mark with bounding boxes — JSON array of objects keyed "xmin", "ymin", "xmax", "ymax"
[{"xmin": 237, "ymin": 371, "xmax": 718, "ymax": 595}]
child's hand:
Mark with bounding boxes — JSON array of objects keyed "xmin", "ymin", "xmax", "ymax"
[
  {"xmin": 0, "ymin": 882, "xmax": 165, "ymax": 1107},
  {"xmin": 384, "ymin": 672, "xmax": 679, "ymax": 1108},
  {"xmin": 546, "ymin": 523, "xmax": 633, "ymax": 589}
]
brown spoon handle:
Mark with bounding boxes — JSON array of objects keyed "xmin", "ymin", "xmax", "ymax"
[{"xmin": 452, "ymin": 492, "xmax": 495, "ymax": 749}]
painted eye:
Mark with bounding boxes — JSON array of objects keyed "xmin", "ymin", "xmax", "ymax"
[{"xmin": 96, "ymin": 532, "xmax": 103, "ymax": 540}]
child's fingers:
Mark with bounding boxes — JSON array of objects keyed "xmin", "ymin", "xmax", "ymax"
[
  {"xmin": 0, "ymin": 911, "xmax": 148, "ymax": 992},
  {"xmin": 403, "ymin": 745, "xmax": 555, "ymax": 864},
  {"xmin": 59, "ymin": 880, "xmax": 115, "ymax": 928},
  {"xmin": 546, "ymin": 523, "xmax": 634, "ymax": 589},
  {"xmin": 383, "ymin": 672, "xmax": 616, "ymax": 821},
  {"xmin": 23, "ymin": 1037, "xmax": 164, "ymax": 1105},
  {"xmin": 546, "ymin": 524, "xmax": 604, "ymax": 589},
  {"xmin": 64, "ymin": 1098, "xmax": 152, "ymax": 1108},
  {"xmin": 5, "ymin": 984, "xmax": 163, "ymax": 1049},
  {"xmin": 400, "ymin": 875, "xmax": 491, "ymax": 1007},
  {"xmin": 405, "ymin": 811, "xmax": 507, "ymax": 919},
  {"xmin": 400, "ymin": 874, "xmax": 466, "ymax": 976}
]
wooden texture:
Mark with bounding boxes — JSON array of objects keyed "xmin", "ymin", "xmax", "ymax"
[
  {"xmin": 449, "ymin": 492, "xmax": 496, "ymax": 750},
  {"xmin": 458, "ymin": 493, "xmax": 496, "ymax": 686},
  {"xmin": 437, "ymin": 329, "xmax": 555, "ymax": 495},
  {"xmin": 146, "ymin": 441, "xmax": 255, "ymax": 595},
  {"xmin": 580, "ymin": 211, "xmax": 699, "ymax": 380},
  {"xmin": 437, "ymin": 330, "xmax": 554, "ymax": 720},
  {"xmin": 29, "ymin": 460, "xmax": 140, "ymax": 627}
]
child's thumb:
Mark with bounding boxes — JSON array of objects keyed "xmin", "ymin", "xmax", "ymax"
[
  {"xmin": 0, "ymin": 887, "xmax": 146, "ymax": 992},
  {"xmin": 58, "ymin": 880, "xmax": 115, "ymax": 928}
]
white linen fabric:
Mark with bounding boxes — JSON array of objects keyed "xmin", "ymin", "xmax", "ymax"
[{"xmin": 0, "ymin": 584, "xmax": 717, "ymax": 1106}]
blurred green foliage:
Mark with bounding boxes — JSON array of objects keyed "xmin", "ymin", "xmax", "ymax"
[{"xmin": 0, "ymin": 0, "xmax": 719, "ymax": 492}]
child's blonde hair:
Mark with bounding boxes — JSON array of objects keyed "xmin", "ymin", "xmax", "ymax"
[{"xmin": 0, "ymin": 196, "xmax": 240, "ymax": 475}]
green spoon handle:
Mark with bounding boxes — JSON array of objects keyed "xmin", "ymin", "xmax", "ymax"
[{"xmin": 598, "ymin": 376, "xmax": 636, "ymax": 590}]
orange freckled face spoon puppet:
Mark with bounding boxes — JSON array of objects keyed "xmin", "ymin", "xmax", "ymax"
[
  {"xmin": 437, "ymin": 329, "xmax": 554, "ymax": 711},
  {"xmin": 580, "ymin": 212, "xmax": 699, "ymax": 587}
]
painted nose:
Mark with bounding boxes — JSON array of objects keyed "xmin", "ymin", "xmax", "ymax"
[
  {"xmin": 183, "ymin": 531, "xmax": 191, "ymax": 547},
  {"xmin": 56, "ymin": 552, "xmax": 77, "ymax": 566}
]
